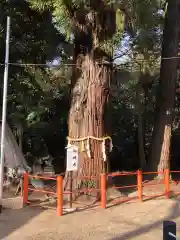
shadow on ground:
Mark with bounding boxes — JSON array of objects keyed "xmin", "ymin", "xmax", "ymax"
[
  {"xmin": 109, "ymin": 198, "xmax": 180, "ymax": 240},
  {"xmin": 0, "ymin": 206, "xmax": 44, "ymax": 239}
]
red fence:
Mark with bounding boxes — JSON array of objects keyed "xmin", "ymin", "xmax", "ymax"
[
  {"xmin": 23, "ymin": 173, "xmax": 63, "ymax": 216},
  {"xmin": 23, "ymin": 173, "xmax": 100, "ymax": 216},
  {"xmin": 106, "ymin": 171, "xmax": 139, "ymax": 205},
  {"xmin": 22, "ymin": 169, "xmax": 179, "ymax": 216},
  {"xmin": 63, "ymin": 175, "xmax": 100, "ymax": 208},
  {"xmin": 101, "ymin": 169, "xmax": 173, "ymax": 208}
]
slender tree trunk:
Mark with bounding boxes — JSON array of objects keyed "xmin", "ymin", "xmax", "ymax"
[
  {"xmin": 150, "ymin": 0, "xmax": 180, "ymax": 175},
  {"xmin": 136, "ymin": 82, "xmax": 146, "ymax": 169}
]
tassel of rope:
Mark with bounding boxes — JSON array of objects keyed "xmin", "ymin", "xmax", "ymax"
[
  {"xmin": 102, "ymin": 139, "xmax": 106, "ymax": 162},
  {"xmin": 86, "ymin": 137, "xmax": 91, "ymax": 158},
  {"xmin": 66, "ymin": 136, "xmax": 113, "ymax": 162}
]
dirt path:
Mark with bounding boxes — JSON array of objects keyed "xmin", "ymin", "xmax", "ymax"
[{"xmin": 0, "ymin": 196, "xmax": 180, "ymax": 240}]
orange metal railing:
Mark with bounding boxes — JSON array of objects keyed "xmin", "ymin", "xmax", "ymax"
[
  {"xmin": 100, "ymin": 169, "xmax": 174, "ymax": 208},
  {"xmin": 101, "ymin": 173, "xmax": 106, "ymax": 209},
  {"xmin": 23, "ymin": 169, "xmax": 180, "ymax": 216},
  {"xmin": 137, "ymin": 170, "xmax": 143, "ymax": 202},
  {"xmin": 23, "ymin": 172, "xmax": 63, "ymax": 216},
  {"xmin": 165, "ymin": 169, "xmax": 170, "ymax": 199},
  {"xmin": 141, "ymin": 171, "xmax": 166, "ymax": 200},
  {"xmin": 101, "ymin": 171, "xmax": 139, "ymax": 208}
]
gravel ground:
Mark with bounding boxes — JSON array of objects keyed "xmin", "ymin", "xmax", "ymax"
[{"xmin": 0, "ymin": 196, "xmax": 180, "ymax": 240}]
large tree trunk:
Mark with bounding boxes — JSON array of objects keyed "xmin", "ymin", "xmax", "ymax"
[
  {"xmin": 63, "ymin": 3, "xmax": 116, "ymax": 200},
  {"xmin": 67, "ymin": 51, "xmax": 111, "ymax": 194},
  {"xmin": 150, "ymin": 0, "xmax": 180, "ymax": 174}
]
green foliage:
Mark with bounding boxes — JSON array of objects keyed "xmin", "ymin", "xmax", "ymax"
[
  {"xmin": 25, "ymin": 0, "xmax": 163, "ymax": 171},
  {"xmin": 0, "ymin": 0, "xmax": 171, "ymax": 172},
  {"xmin": 0, "ymin": 0, "xmax": 69, "ymax": 167}
]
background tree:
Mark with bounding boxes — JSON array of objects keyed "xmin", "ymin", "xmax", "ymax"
[{"xmin": 149, "ymin": 0, "xmax": 180, "ymax": 175}]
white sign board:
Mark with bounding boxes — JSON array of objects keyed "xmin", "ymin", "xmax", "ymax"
[{"xmin": 66, "ymin": 145, "xmax": 79, "ymax": 171}]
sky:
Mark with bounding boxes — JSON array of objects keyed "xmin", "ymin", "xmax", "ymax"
[{"xmin": 114, "ymin": 34, "xmax": 131, "ymax": 64}]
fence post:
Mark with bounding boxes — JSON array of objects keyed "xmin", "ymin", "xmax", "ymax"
[
  {"xmin": 23, "ymin": 172, "xmax": 28, "ymax": 206},
  {"xmin": 164, "ymin": 169, "xmax": 170, "ymax": 199},
  {"xmin": 163, "ymin": 221, "xmax": 176, "ymax": 240},
  {"xmin": 137, "ymin": 170, "xmax": 143, "ymax": 202},
  {"xmin": 101, "ymin": 173, "xmax": 106, "ymax": 209},
  {"xmin": 57, "ymin": 176, "xmax": 63, "ymax": 216}
]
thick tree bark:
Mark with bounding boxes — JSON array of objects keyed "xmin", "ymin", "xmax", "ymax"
[
  {"xmin": 63, "ymin": 3, "xmax": 115, "ymax": 199},
  {"xmin": 150, "ymin": 0, "xmax": 180, "ymax": 174},
  {"xmin": 68, "ymin": 52, "xmax": 111, "ymax": 193}
]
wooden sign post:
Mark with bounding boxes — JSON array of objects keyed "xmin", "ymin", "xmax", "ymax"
[{"xmin": 66, "ymin": 145, "xmax": 79, "ymax": 208}]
